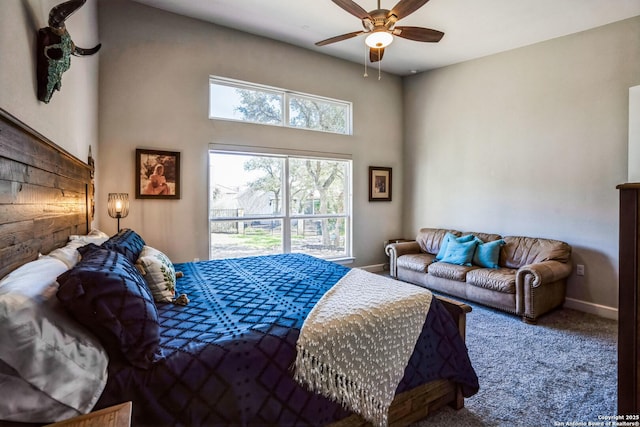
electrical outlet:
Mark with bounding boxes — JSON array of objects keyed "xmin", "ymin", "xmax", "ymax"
[
  {"xmin": 576, "ymin": 264, "xmax": 585, "ymax": 276},
  {"xmin": 193, "ymin": 257, "xmax": 200, "ymax": 262}
]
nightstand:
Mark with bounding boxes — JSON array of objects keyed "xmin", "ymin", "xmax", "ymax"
[{"xmin": 44, "ymin": 402, "xmax": 132, "ymax": 427}]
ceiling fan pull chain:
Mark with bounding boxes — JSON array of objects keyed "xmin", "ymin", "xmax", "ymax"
[
  {"xmin": 364, "ymin": 45, "xmax": 368, "ymax": 78},
  {"xmin": 378, "ymin": 47, "xmax": 382, "ymax": 80}
]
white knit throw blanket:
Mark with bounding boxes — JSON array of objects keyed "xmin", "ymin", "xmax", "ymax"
[{"xmin": 294, "ymin": 268, "xmax": 433, "ymax": 427}]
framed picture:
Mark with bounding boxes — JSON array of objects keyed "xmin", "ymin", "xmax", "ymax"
[
  {"xmin": 136, "ymin": 149, "xmax": 181, "ymax": 199},
  {"xmin": 369, "ymin": 166, "xmax": 392, "ymax": 202}
]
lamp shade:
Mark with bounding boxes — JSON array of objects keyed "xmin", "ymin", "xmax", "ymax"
[
  {"xmin": 365, "ymin": 31, "xmax": 393, "ymax": 49},
  {"xmin": 107, "ymin": 193, "xmax": 129, "ymax": 218}
]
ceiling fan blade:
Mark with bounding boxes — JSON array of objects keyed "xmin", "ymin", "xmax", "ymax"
[
  {"xmin": 393, "ymin": 26, "xmax": 444, "ymax": 42},
  {"xmin": 331, "ymin": 0, "xmax": 371, "ymax": 20},
  {"xmin": 389, "ymin": 0, "xmax": 430, "ymax": 20},
  {"xmin": 315, "ymin": 30, "xmax": 364, "ymax": 46},
  {"xmin": 369, "ymin": 47, "xmax": 385, "ymax": 63}
]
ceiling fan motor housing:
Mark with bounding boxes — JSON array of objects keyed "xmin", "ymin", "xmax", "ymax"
[{"xmin": 362, "ymin": 9, "xmax": 398, "ymax": 32}]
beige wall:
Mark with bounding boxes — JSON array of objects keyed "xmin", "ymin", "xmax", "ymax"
[
  {"xmin": 403, "ymin": 16, "xmax": 640, "ymax": 316},
  {"xmin": 0, "ymin": 0, "xmax": 99, "ymax": 162},
  {"xmin": 96, "ymin": 0, "xmax": 404, "ymax": 266}
]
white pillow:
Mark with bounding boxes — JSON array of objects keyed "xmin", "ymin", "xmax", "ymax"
[
  {"xmin": 68, "ymin": 228, "xmax": 110, "ymax": 246},
  {"xmin": 0, "ymin": 258, "xmax": 108, "ymax": 422},
  {"xmin": 136, "ymin": 245, "xmax": 176, "ymax": 303},
  {"xmin": 39, "ymin": 239, "xmax": 86, "ymax": 269}
]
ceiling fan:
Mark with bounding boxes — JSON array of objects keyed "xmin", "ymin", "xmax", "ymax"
[{"xmin": 316, "ymin": 0, "xmax": 444, "ymax": 63}]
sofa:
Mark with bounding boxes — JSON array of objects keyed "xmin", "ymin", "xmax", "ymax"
[{"xmin": 385, "ymin": 228, "xmax": 572, "ymax": 323}]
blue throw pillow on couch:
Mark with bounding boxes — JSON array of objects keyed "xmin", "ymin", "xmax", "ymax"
[
  {"xmin": 439, "ymin": 238, "xmax": 478, "ymax": 266},
  {"xmin": 473, "ymin": 239, "xmax": 505, "ymax": 269},
  {"xmin": 435, "ymin": 232, "xmax": 475, "ymax": 261},
  {"xmin": 101, "ymin": 228, "xmax": 146, "ymax": 264},
  {"xmin": 57, "ymin": 244, "xmax": 160, "ymax": 369}
]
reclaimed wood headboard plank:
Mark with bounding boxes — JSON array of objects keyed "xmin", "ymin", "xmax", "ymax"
[{"xmin": 0, "ymin": 109, "xmax": 93, "ymax": 278}]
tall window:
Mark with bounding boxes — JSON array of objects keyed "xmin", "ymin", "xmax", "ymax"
[
  {"xmin": 209, "ymin": 77, "xmax": 352, "ymax": 135},
  {"xmin": 209, "ymin": 151, "xmax": 352, "ymax": 260}
]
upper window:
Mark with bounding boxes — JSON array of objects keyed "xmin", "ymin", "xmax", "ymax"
[{"xmin": 209, "ymin": 77, "xmax": 352, "ymax": 135}]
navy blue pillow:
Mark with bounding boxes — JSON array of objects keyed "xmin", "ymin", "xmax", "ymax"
[
  {"xmin": 101, "ymin": 228, "xmax": 146, "ymax": 264},
  {"xmin": 57, "ymin": 245, "xmax": 160, "ymax": 369}
]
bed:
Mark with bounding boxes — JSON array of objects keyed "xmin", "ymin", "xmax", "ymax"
[{"xmin": 0, "ymin": 109, "xmax": 478, "ymax": 427}]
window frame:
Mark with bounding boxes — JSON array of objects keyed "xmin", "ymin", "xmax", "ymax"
[
  {"xmin": 208, "ymin": 148, "xmax": 353, "ymax": 261},
  {"xmin": 209, "ymin": 76, "xmax": 353, "ymax": 135}
]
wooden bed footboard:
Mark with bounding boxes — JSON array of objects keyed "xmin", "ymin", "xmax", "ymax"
[{"xmin": 329, "ymin": 295, "xmax": 472, "ymax": 427}]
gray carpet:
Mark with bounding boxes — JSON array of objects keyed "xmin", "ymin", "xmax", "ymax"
[{"xmin": 415, "ymin": 300, "xmax": 617, "ymax": 427}]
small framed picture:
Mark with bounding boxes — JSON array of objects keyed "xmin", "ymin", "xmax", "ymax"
[
  {"xmin": 136, "ymin": 149, "xmax": 181, "ymax": 199},
  {"xmin": 369, "ymin": 166, "xmax": 392, "ymax": 202}
]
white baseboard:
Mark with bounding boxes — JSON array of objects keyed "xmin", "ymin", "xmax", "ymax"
[
  {"xmin": 360, "ymin": 264, "xmax": 386, "ymax": 273},
  {"xmin": 564, "ymin": 297, "xmax": 618, "ymax": 321}
]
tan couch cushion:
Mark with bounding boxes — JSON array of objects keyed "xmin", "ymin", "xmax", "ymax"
[
  {"xmin": 466, "ymin": 268, "xmax": 517, "ymax": 293},
  {"xmin": 416, "ymin": 228, "xmax": 461, "ymax": 254},
  {"xmin": 466, "ymin": 232, "xmax": 502, "ymax": 243},
  {"xmin": 397, "ymin": 253, "xmax": 435, "ymax": 273},
  {"xmin": 428, "ymin": 262, "xmax": 477, "ymax": 281},
  {"xmin": 500, "ymin": 236, "xmax": 571, "ymax": 269}
]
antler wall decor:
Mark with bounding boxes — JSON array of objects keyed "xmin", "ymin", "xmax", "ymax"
[{"xmin": 36, "ymin": 0, "xmax": 101, "ymax": 103}]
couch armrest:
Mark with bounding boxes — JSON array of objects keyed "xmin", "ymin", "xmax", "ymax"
[
  {"xmin": 516, "ymin": 260, "xmax": 572, "ymax": 288},
  {"xmin": 517, "ymin": 260, "xmax": 572, "ymax": 322},
  {"xmin": 385, "ymin": 241, "xmax": 421, "ymax": 278}
]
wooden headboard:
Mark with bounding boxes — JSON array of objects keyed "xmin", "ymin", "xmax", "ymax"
[{"xmin": 0, "ymin": 109, "xmax": 93, "ymax": 279}]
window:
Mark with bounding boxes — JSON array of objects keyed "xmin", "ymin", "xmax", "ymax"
[
  {"xmin": 209, "ymin": 77, "xmax": 352, "ymax": 135},
  {"xmin": 209, "ymin": 151, "xmax": 352, "ymax": 260}
]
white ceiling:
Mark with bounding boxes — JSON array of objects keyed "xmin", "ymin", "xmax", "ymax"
[{"xmin": 131, "ymin": 0, "xmax": 640, "ymax": 76}]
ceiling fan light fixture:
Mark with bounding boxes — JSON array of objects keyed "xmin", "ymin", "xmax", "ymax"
[{"xmin": 365, "ymin": 31, "xmax": 393, "ymax": 48}]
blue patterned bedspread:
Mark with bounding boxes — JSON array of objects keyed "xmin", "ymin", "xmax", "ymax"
[{"xmin": 95, "ymin": 254, "xmax": 478, "ymax": 426}]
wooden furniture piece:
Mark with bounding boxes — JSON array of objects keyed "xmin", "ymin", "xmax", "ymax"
[
  {"xmin": 618, "ymin": 183, "xmax": 640, "ymax": 414},
  {"xmin": 44, "ymin": 402, "xmax": 132, "ymax": 427},
  {"xmin": 0, "ymin": 109, "xmax": 93, "ymax": 278}
]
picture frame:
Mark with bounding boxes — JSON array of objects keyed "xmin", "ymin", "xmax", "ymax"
[
  {"xmin": 369, "ymin": 166, "xmax": 392, "ymax": 202},
  {"xmin": 136, "ymin": 148, "xmax": 181, "ymax": 199}
]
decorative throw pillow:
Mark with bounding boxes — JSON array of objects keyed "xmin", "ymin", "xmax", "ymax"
[
  {"xmin": 439, "ymin": 238, "xmax": 478, "ymax": 266},
  {"xmin": 101, "ymin": 228, "xmax": 146, "ymax": 264},
  {"xmin": 136, "ymin": 245, "xmax": 176, "ymax": 303},
  {"xmin": 473, "ymin": 239, "xmax": 505, "ymax": 269},
  {"xmin": 435, "ymin": 233, "xmax": 475, "ymax": 261},
  {"xmin": 57, "ymin": 245, "xmax": 160, "ymax": 370}
]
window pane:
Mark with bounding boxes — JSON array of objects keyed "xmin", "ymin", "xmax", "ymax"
[
  {"xmin": 210, "ymin": 153, "xmax": 284, "ymax": 217},
  {"xmin": 289, "ymin": 95, "xmax": 349, "ymax": 134},
  {"xmin": 210, "ymin": 220, "xmax": 283, "ymax": 259},
  {"xmin": 209, "ymin": 82, "xmax": 282, "ymax": 125},
  {"xmin": 291, "ymin": 218, "xmax": 346, "ymax": 258},
  {"xmin": 289, "ymin": 158, "xmax": 348, "ymax": 215},
  {"xmin": 209, "ymin": 150, "xmax": 351, "ymax": 260}
]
